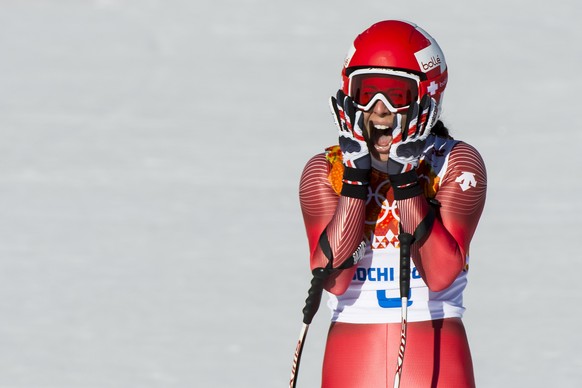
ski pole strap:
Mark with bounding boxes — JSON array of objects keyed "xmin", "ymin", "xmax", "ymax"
[
  {"xmin": 302, "ymin": 267, "xmax": 332, "ymax": 325},
  {"xmin": 411, "ymin": 206, "xmax": 436, "ymax": 243},
  {"xmin": 398, "ymin": 206, "xmax": 437, "ymax": 298},
  {"xmin": 318, "ymin": 230, "xmax": 334, "ymax": 264},
  {"xmin": 397, "ymin": 205, "xmax": 436, "ymax": 251},
  {"xmin": 398, "ymin": 232, "xmax": 414, "ymax": 299},
  {"xmin": 319, "ymin": 230, "xmax": 366, "ymax": 270}
]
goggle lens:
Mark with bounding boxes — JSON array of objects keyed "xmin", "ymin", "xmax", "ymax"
[{"xmin": 349, "ymin": 72, "xmax": 419, "ymax": 112}]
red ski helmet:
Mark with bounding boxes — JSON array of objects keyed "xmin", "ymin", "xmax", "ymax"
[{"xmin": 341, "ymin": 20, "xmax": 448, "ymax": 116}]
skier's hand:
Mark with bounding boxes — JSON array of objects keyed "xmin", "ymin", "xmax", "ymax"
[
  {"xmin": 330, "ymin": 90, "xmax": 371, "ymax": 170},
  {"xmin": 388, "ymin": 95, "xmax": 437, "ymax": 175}
]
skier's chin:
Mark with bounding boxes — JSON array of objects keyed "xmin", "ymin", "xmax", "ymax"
[
  {"xmin": 374, "ymin": 144, "xmax": 390, "ymax": 158},
  {"xmin": 372, "ymin": 151, "xmax": 389, "ymax": 162},
  {"xmin": 369, "ymin": 136, "xmax": 391, "ymax": 162}
]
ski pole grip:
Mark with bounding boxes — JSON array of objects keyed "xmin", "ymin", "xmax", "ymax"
[
  {"xmin": 301, "ymin": 268, "xmax": 330, "ymax": 325},
  {"xmin": 398, "ymin": 233, "xmax": 414, "ymax": 299}
]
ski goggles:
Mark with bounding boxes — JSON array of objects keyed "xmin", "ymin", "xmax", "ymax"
[{"xmin": 347, "ymin": 68, "xmax": 422, "ymax": 113}]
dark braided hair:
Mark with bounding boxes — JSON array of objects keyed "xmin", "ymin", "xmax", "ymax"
[{"xmin": 431, "ymin": 120, "xmax": 452, "ymax": 139}]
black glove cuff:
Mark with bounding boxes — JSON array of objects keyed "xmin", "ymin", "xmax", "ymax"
[
  {"xmin": 389, "ymin": 170, "xmax": 418, "ymax": 186},
  {"xmin": 341, "ymin": 184, "xmax": 368, "ymax": 199},
  {"xmin": 343, "ymin": 167, "xmax": 370, "ymax": 183},
  {"xmin": 341, "ymin": 167, "xmax": 370, "ymax": 200},
  {"xmin": 389, "ymin": 170, "xmax": 423, "ymax": 200}
]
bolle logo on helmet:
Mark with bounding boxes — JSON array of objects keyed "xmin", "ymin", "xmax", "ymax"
[
  {"xmin": 414, "ymin": 42, "xmax": 446, "ymax": 74},
  {"xmin": 421, "ymin": 55, "xmax": 442, "ymax": 71}
]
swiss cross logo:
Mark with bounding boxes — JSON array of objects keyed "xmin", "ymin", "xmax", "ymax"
[
  {"xmin": 427, "ymin": 81, "xmax": 438, "ymax": 96},
  {"xmin": 455, "ymin": 172, "xmax": 477, "ymax": 191}
]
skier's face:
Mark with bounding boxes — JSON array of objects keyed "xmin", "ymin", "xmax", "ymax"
[{"xmin": 362, "ymin": 100, "xmax": 403, "ymax": 162}]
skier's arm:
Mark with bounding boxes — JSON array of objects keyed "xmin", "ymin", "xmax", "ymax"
[
  {"xmin": 396, "ymin": 143, "xmax": 487, "ymax": 291},
  {"xmin": 299, "ymin": 154, "xmax": 364, "ymax": 294}
]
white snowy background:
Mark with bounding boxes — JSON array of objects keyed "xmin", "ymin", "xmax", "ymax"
[{"xmin": 0, "ymin": 0, "xmax": 580, "ymax": 387}]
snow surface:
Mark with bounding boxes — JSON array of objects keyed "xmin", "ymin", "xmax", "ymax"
[{"xmin": 0, "ymin": 0, "xmax": 581, "ymax": 387}]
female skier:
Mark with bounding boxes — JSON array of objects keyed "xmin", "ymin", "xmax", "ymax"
[{"xmin": 299, "ymin": 20, "xmax": 487, "ymax": 387}]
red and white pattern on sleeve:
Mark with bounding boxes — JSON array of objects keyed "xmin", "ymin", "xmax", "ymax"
[
  {"xmin": 397, "ymin": 142, "xmax": 487, "ymax": 291},
  {"xmin": 299, "ymin": 154, "xmax": 365, "ymax": 290}
]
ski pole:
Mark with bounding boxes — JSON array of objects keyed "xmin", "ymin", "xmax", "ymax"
[
  {"xmin": 392, "ymin": 205, "xmax": 436, "ymax": 387},
  {"xmin": 393, "ymin": 232, "xmax": 413, "ymax": 388},
  {"xmin": 289, "ymin": 267, "xmax": 330, "ymax": 388}
]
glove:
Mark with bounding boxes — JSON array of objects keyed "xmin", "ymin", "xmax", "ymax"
[
  {"xmin": 387, "ymin": 95, "xmax": 438, "ymax": 175},
  {"xmin": 388, "ymin": 95, "xmax": 438, "ymax": 200},
  {"xmin": 329, "ymin": 90, "xmax": 371, "ymax": 170},
  {"xmin": 329, "ymin": 90, "xmax": 370, "ymax": 199}
]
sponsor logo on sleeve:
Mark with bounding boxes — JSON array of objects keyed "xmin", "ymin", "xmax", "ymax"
[{"xmin": 455, "ymin": 171, "xmax": 477, "ymax": 191}]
